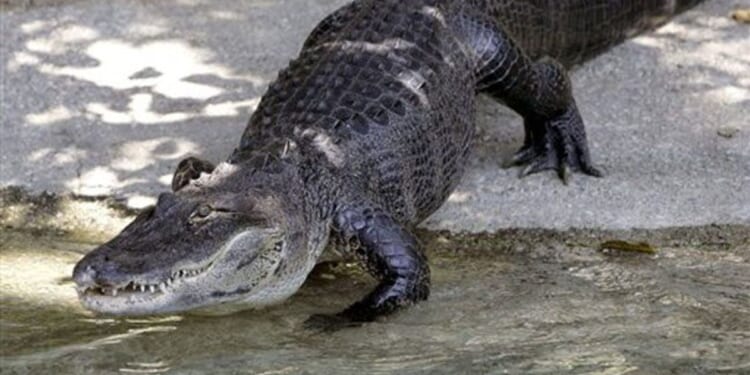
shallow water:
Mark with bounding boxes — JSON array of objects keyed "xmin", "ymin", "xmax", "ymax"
[{"xmin": 1, "ymin": 229, "xmax": 748, "ymax": 374}]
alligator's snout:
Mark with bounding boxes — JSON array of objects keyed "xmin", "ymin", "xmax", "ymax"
[
  {"xmin": 73, "ymin": 251, "xmax": 124, "ymax": 288},
  {"xmin": 73, "ymin": 250, "xmax": 137, "ymax": 301},
  {"xmin": 73, "ymin": 262, "xmax": 97, "ymax": 287}
]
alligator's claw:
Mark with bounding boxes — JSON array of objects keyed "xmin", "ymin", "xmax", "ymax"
[
  {"xmin": 512, "ymin": 106, "xmax": 603, "ymax": 183},
  {"xmin": 510, "ymin": 144, "xmax": 537, "ymax": 166}
]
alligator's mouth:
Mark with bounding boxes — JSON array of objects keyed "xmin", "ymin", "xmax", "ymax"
[
  {"xmin": 77, "ymin": 262, "xmax": 214, "ymax": 299},
  {"xmin": 76, "ymin": 239, "xmax": 285, "ymax": 315}
]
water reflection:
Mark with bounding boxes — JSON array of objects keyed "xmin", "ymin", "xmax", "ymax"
[{"xmin": 1, "ymin": 229, "xmax": 748, "ymax": 374}]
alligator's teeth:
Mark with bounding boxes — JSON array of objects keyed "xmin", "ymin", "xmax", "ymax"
[
  {"xmin": 111, "ymin": 288, "xmax": 118, "ymax": 297},
  {"xmin": 159, "ymin": 283, "xmax": 166, "ymax": 292},
  {"xmin": 149, "ymin": 285, "xmax": 155, "ymax": 293},
  {"xmin": 139, "ymin": 285, "xmax": 146, "ymax": 292}
]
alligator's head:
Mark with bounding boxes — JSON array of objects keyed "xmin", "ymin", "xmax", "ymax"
[{"xmin": 72, "ymin": 161, "xmax": 325, "ymax": 316}]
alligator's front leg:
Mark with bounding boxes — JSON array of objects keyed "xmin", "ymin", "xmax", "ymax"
[
  {"xmin": 307, "ymin": 203, "xmax": 430, "ymax": 328},
  {"xmin": 470, "ymin": 18, "xmax": 603, "ymax": 182}
]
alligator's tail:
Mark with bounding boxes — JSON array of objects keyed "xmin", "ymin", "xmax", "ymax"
[{"xmin": 482, "ymin": 0, "xmax": 706, "ymax": 67}]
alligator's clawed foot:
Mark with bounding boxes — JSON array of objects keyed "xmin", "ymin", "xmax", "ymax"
[
  {"xmin": 303, "ymin": 313, "xmax": 364, "ymax": 332},
  {"xmin": 511, "ymin": 107, "xmax": 603, "ymax": 184}
]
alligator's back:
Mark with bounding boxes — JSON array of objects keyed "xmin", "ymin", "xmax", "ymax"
[
  {"xmin": 479, "ymin": 0, "xmax": 705, "ymax": 66},
  {"xmin": 239, "ymin": 0, "xmax": 706, "ymax": 224}
]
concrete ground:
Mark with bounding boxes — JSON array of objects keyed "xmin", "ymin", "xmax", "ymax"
[{"xmin": 1, "ymin": 0, "xmax": 749, "ymax": 233}]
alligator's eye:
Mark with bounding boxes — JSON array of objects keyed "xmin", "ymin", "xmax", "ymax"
[{"xmin": 194, "ymin": 205, "xmax": 212, "ymax": 218}]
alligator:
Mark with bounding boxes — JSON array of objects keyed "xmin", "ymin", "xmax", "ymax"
[{"xmin": 73, "ymin": 0, "xmax": 704, "ymax": 323}]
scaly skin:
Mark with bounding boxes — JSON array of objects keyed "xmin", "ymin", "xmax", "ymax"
[{"xmin": 73, "ymin": 0, "xmax": 704, "ymax": 325}]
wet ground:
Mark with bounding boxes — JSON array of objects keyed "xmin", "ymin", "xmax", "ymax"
[{"xmin": 2, "ymin": 227, "xmax": 748, "ymax": 374}]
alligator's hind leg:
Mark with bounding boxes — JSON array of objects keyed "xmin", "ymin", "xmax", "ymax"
[
  {"xmin": 470, "ymin": 19, "xmax": 602, "ymax": 182},
  {"xmin": 171, "ymin": 157, "xmax": 215, "ymax": 192},
  {"xmin": 306, "ymin": 203, "xmax": 430, "ymax": 329}
]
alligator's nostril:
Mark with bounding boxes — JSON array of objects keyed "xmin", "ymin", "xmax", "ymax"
[
  {"xmin": 73, "ymin": 263, "xmax": 97, "ymax": 286},
  {"xmin": 73, "ymin": 250, "xmax": 129, "ymax": 288}
]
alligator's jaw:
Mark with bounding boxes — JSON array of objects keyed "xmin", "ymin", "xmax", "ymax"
[
  {"xmin": 78, "ymin": 287, "xmax": 174, "ymax": 316},
  {"xmin": 76, "ymin": 263, "xmax": 214, "ymax": 315},
  {"xmin": 74, "ymin": 229, "xmax": 291, "ymax": 316}
]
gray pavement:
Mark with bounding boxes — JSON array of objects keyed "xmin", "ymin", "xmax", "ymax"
[{"xmin": 1, "ymin": 0, "xmax": 749, "ymax": 232}]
